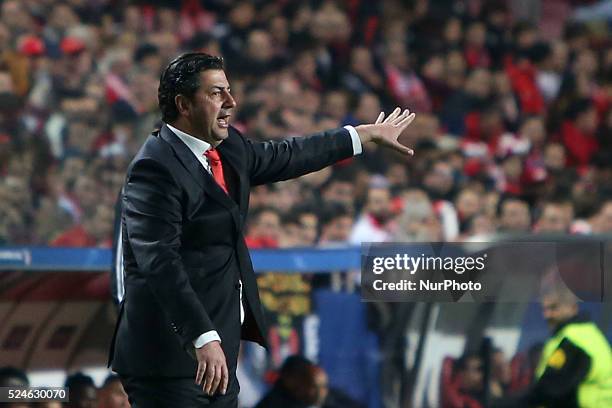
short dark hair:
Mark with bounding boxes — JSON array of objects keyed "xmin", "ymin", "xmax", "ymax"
[
  {"xmin": 158, "ymin": 52, "xmax": 224, "ymax": 123},
  {"xmin": 64, "ymin": 372, "xmax": 95, "ymax": 390},
  {"xmin": 455, "ymin": 352, "xmax": 483, "ymax": 372},
  {"xmin": 279, "ymin": 355, "xmax": 314, "ymax": 380},
  {"xmin": 0, "ymin": 366, "xmax": 29, "ymax": 387},
  {"xmin": 319, "ymin": 202, "xmax": 353, "ymax": 226}
]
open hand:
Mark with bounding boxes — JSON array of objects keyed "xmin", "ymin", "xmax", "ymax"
[
  {"xmin": 355, "ymin": 107, "xmax": 416, "ymax": 155},
  {"xmin": 194, "ymin": 341, "xmax": 228, "ymax": 396}
]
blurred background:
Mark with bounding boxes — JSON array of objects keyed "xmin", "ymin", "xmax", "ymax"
[{"xmin": 0, "ymin": 0, "xmax": 611, "ymax": 407}]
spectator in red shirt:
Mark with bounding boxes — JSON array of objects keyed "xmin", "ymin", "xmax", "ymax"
[
  {"xmin": 51, "ymin": 204, "xmax": 113, "ymax": 248},
  {"xmin": 560, "ymin": 98, "xmax": 599, "ymax": 169},
  {"xmin": 464, "ymin": 22, "xmax": 490, "ymax": 69},
  {"xmin": 245, "ymin": 206, "xmax": 282, "ymax": 248},
  {"xmin": 505, "ymin": 53, "xmax": 545, "ymax": 115}
]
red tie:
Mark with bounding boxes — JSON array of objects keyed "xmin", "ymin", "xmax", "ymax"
[{"xmin": 204, "ymin": 148, "xmax": 229, "ymax": 194}]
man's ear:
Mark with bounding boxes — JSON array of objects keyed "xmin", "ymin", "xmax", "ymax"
[{"xmin": 175, "ymin": 94, "xmax": 191, "ymax": 117}]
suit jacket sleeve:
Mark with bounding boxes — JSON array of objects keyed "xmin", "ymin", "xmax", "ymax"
[
  {"xmin": 245, "ymin": 127, "xmax": 354, "ymax": 186},
  {"xmin": 123, "ymin": 158, "xmax": 214, "ymax": 348}
]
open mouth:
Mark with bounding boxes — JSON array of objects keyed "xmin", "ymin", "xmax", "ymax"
[{"xmin": 217, "ymin": 114, "xmax": 230, "ymax": 128}]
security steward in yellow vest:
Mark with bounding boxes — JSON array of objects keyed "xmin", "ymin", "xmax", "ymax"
[{"xmin": 493, "ymin": 282, "xmax": 612, "ymax": 407}]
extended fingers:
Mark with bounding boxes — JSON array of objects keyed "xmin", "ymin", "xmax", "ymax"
[
  {"xmin": 383, "ymin": 107, "xmax": 401, "ymax": 123},
  {"xmin": 397, "ymin": 112, "xmax": 416, "ymax": 129},
  {"xmin": 375, "ymin": 111, "xmax": 385, "ymax": 124}
]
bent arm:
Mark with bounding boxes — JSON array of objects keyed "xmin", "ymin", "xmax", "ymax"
[{"xmin": 123, "ymin": 158, "xmax": 214, "ymax": 349}]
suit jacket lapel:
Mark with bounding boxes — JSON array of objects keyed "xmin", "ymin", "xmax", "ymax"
[{"xmin": 158, "ymin": 124, "xmax": 238, "ymax": 214}]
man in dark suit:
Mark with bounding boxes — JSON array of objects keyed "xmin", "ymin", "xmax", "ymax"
[{"xmin": 108, "ymin": 52, "xmax": 415, "ymax": 407}]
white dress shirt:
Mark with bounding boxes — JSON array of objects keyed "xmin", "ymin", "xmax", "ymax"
[{"xmin": 166, "ymin": 123, "xmax": 362, "ymax": 348}]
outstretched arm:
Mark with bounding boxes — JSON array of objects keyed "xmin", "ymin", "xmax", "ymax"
[{"xmin": 247, "ymin": 107, "xmax": 416, "ymax": 186}]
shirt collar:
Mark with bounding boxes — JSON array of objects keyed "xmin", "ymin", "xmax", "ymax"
[{"xmin": 166, "ymin": 123, "xmax": 212, "ymax": 157}]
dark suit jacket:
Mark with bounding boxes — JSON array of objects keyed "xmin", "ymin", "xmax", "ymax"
[{"xmin": 109, "ymin": 124, "xmax": 354, "ymax": 378}]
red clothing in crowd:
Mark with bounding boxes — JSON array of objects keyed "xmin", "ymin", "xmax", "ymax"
[
  {"xmin": 51, "ymin": 225, "xmax": 110, "ymax": 247},
  {"xmin": 245, "ymin": 236, "xmax": 278, "ymax": 249},
  {"xmin": 560, "ymin": 121, "xmax": 599, "ymax": 168},
  {"xmin": 464, "ymin": 46, "xmax": 490, "ymax": 69},
  {"xmin": 505, "ymin": 60, "xmax": 544, "ymax": 114}
]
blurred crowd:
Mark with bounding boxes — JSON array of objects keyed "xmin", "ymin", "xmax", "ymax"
[
  {"xmin": 0, "ymin": 366, "xmax": 129, "ymax": 408},
  {"xmin": 1, "ymin": 354, "xmax": 362, "ymax": 408},
  {"xmin": 0, "ymin": 0, "xmax": 611, "ymax": 249}
]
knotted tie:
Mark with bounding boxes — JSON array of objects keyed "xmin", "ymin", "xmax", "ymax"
[{"xmin": 204, "ymin": 148, "xmax": 229, "ymax": 194}]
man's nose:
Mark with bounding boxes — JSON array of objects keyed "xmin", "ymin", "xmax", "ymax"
[{"xmin": 224, "ymin": 92, "xmax": 236, "ymax": 108}]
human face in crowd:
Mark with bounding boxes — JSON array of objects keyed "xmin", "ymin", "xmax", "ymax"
[
  {"xmin": 4, "ymin": 176, "xmax": 30, "ymax": 208},
  {"xmin": 469, "ymin": 214, "xmax": 496, "ymax": 236},
  {"xmin": 542, "ymin": 294, "xmax": 578, "ymax": 331},
  {"xmin": 424, "ymin": 162, "xmax": 454, "ymax": 197},
  {"xmin": 537, "ymin": 204, "xmax": 569, "ymax": 233},
  {"xmin": 184, "ymin": 69, "xmax": 236, "ymax": 146},
  {"xmin": 365, "ymin": 187, "xmax": 391, "ymax": 220},
  {"xmin": 321, "ymin": 215, "xmax": 353, "ymax": 243},
  {"xmin": 323, "ymin": 181, "xmax": 354, "ymax": 207},
  {"xmin": 74, "ymin": 175, "xmax": 99, "ymax": 213},
  {"xmin": 67, "ymin": 385, "xmax": 97, "ymax": 408},
  {"xmin": 299, "ymin": 213, "xmax": 318, "ymax": 245},
  {"xmin": 90, "ymin": 205, "xmax": 115, "ymax": 243},
  {"xmin": 492, "ymin": 350, "xmax": 511, "ymax": 386},
  {"xmin": 255, "ymin": 211, "xmax": 281, "ymax": 241},
  {"xmin": 520, "ymin": 117, "xmax": 545, "ymax": 146},
  {"xmin": 456, "ymin": 189, "xmax": 482, "ymax": 220},
  {"xmin": 575, "ymin": 106, "xmax": 598, "ymax": 134},
  {"xmin": 500, "ymin": 200, "xmax": 531, "ymax": 232},
  {"xmin": 596, "ymin": 202, "xmax": 612, "ymax": 233},
  {"xmin": 543, "ymin": 143, "xmax": 566, "ymax": 170},
  {"xmin": 306, "ymin": 367, "xmax": 329, "ymax": 407},
  {"xmin": 460, "ymin": 356, "xmax": 484, "ymax": 392}
]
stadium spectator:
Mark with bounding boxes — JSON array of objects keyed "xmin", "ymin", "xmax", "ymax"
[
  {"xmin": 349, "ymin": 179, "xmax": 393, "ymax": 244},
  {"xmin": 561, "ymin": 99, "xmax": 599, "ymax": 169},
  {"xmin": 51, "ymin": 204, "xmax": 113, "ymax": 248},
  {"xmin": 498, "ymin": 197, "xmax": 531, "ymax": 233},
  {"xmin": 254, "ymin": 355, "xmax": 322, "ymax": 408},
  {"xmin": 64, "ymin": 372, "xmax": 97, "ymax": 408},
  {"xmin": 448, "ymin": 352, "xmax": 488, "ymax": 408},
  {"xmin": 491, "ymin": 348, "xmax": 512, "ymax": 395},
  {"xmin": 493, "ymin": 272, "xmax": 612, "ymax": 407},
  {"xmin": 535, "ymin": 200, "xmax": 573, "ymax": 233},
  {"xmin": 320, "ymin": 170, "xmax": 355, "ymax": 208},
  {"xmin": 0, "ymin": 366, "xmax": 29, "ymax": 387},
  {"xmin": 255, "ymin": 355, "xmax": 359, "ymax": 408},
  {"xmin": 593, "ymin": 200, "xmax": 612, "ymax": 233},
  {"xmin": 395, "ymin": 188, "xmax": 442, "ymax": 241},
  {"xmin": 318, "ymin": 203, "xmax": 354, "ymax": 245},
  {"xmin": 455, "ymin": 188, "xmax": 484, "ymax": 233},
  {"xmin": 246, "ymin": 206, "xmax": 282, "ymax": 249}
]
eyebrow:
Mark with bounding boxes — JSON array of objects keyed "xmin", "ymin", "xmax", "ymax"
[{"xmin": 211, "ymin": 85, "xmax": 230, "ymax": 91}]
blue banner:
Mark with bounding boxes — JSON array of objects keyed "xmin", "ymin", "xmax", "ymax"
[{"xmin": 0, "ymin": 247, "xmax": 361, "ymax": 272}]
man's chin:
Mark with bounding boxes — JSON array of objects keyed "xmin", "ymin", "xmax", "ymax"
[{"xmin": 212, "ymin": 128, "xmax": 230, "ymax": 142}]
